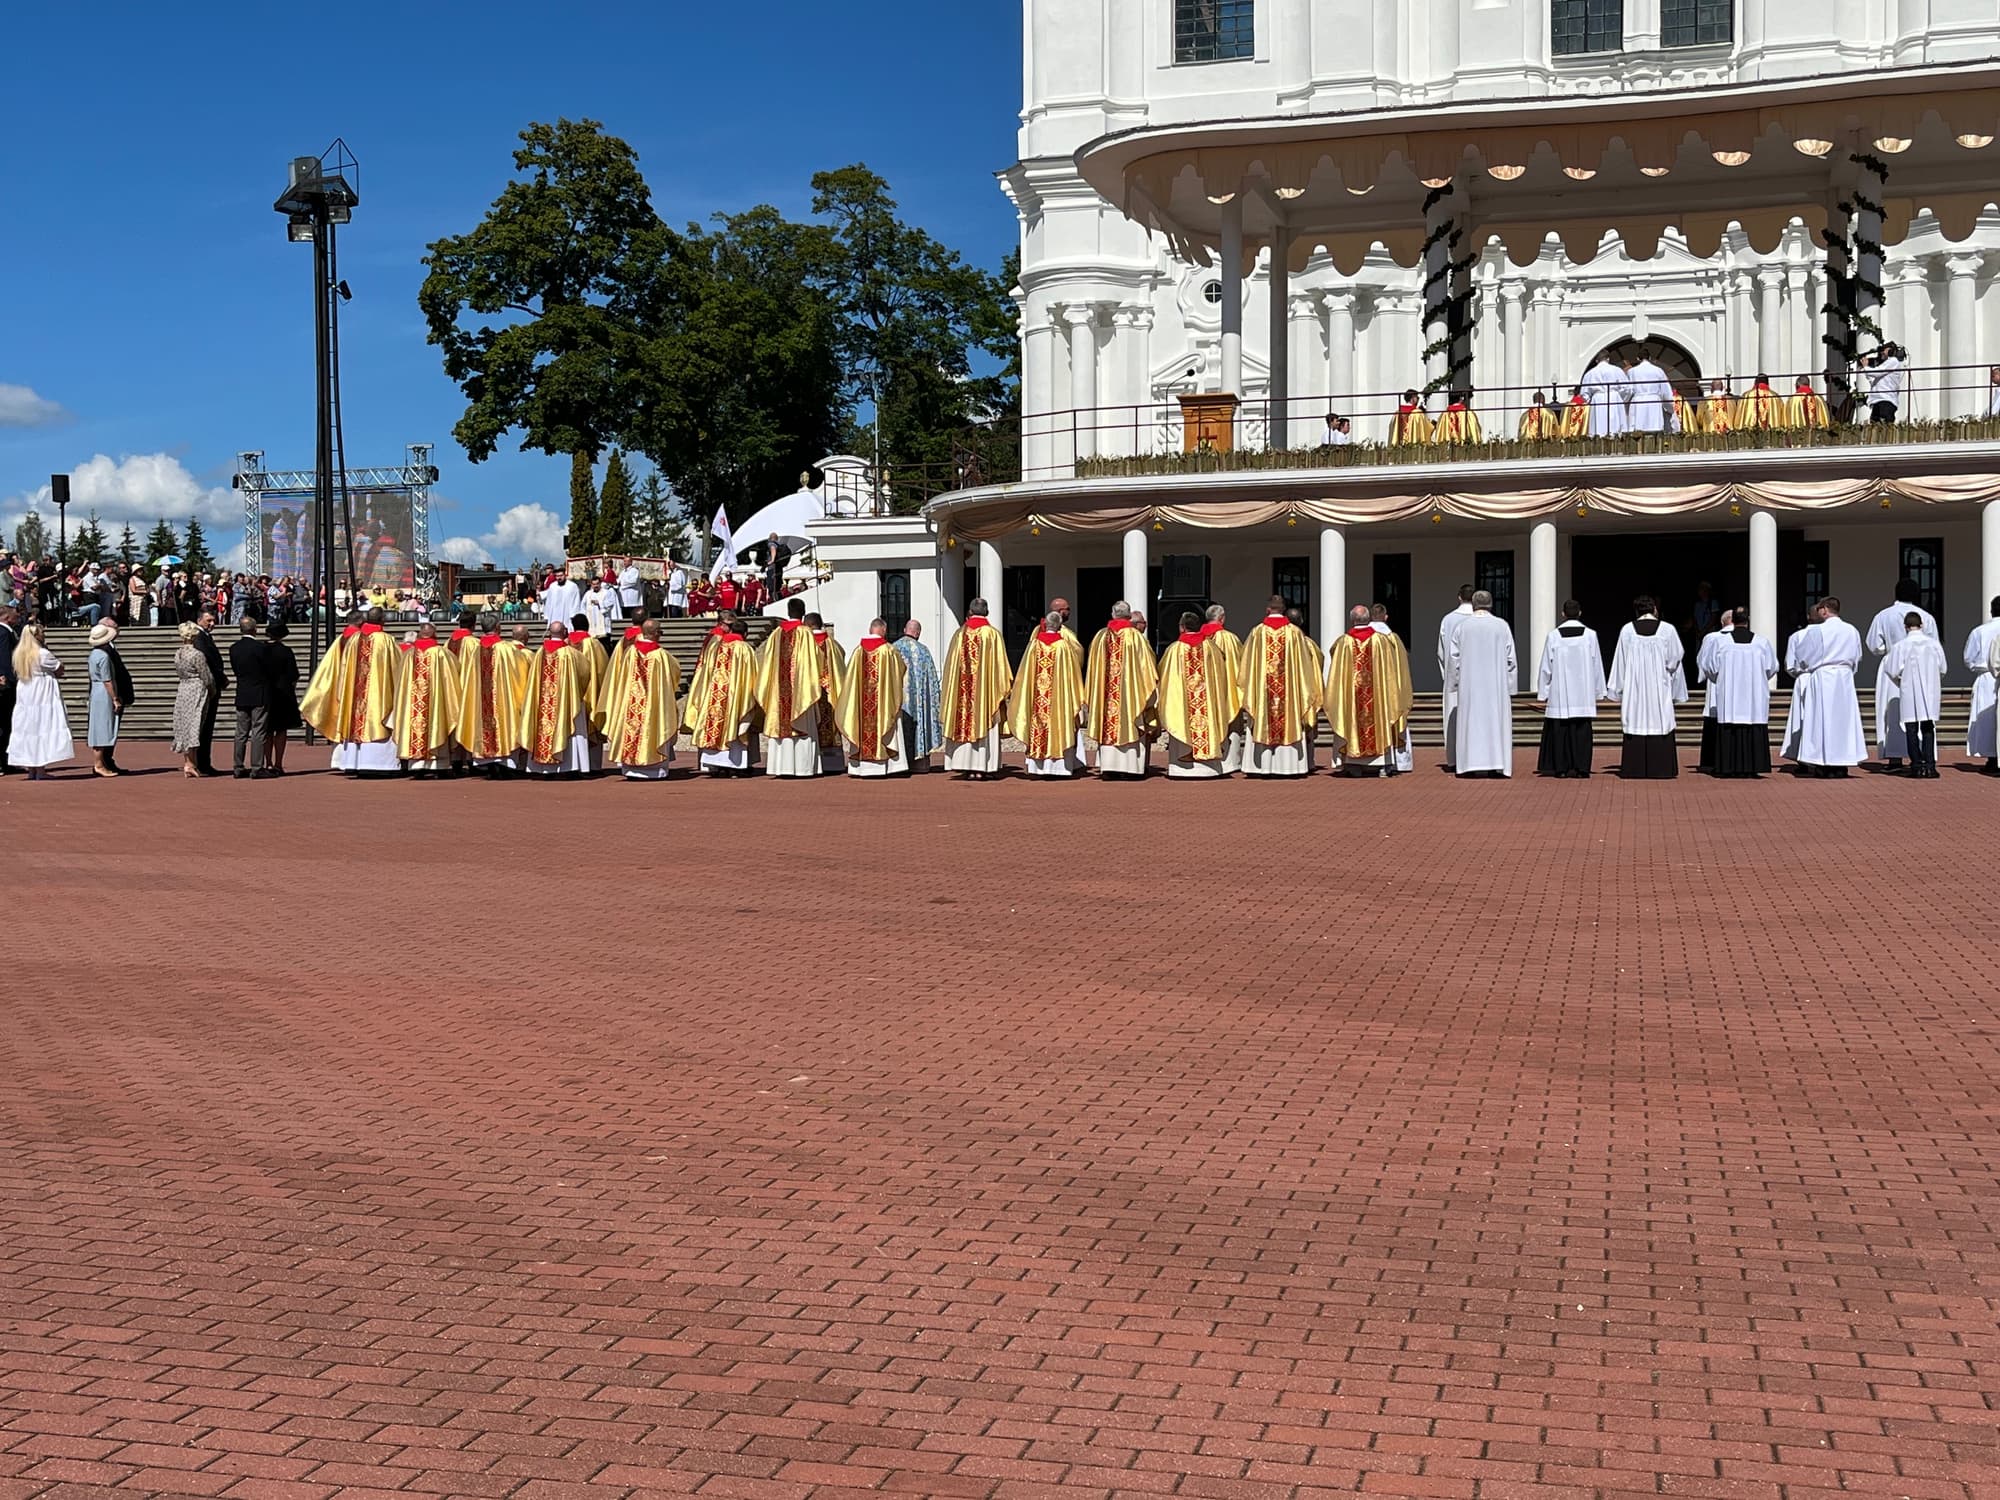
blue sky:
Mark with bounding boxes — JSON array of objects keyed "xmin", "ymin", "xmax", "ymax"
[{"xmin": 0, "ymin": 0, "xmax": 1021, "ymax": 565}]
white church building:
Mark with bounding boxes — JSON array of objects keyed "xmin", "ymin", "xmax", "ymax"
[{"xmin": 808, "ymin": 0, "xmax": 2000, "ymax": 690}]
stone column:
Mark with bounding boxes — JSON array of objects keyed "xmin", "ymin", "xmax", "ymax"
[
  {"xmin": 1749, "ymin": 510, "xmax": 1778, "ymax": 644},
  {"xmin": 1324, "ymin": 289, "xmax": 1357, "ymax": 416},
  {"xmin": 1024, "ymin": 313, "xmax": 1061, "ymax": 481},
  {"xmin": 1267, "ymin": 228, "xmax": 1291, "ymax": 449},
  {"xmin": 1946, "ymin": 253, "xmax": 1981, "ymax": 415},
  {"xmin": 1783, "ymin": 264, "xmax": 1809, "ymax": 379},
  {"xmin": 1501, "ymin": 282, "xmax": 1526, "ymax": 432},
  {"xmin": 978, "ymin": 540, "xmax": 1003, "ymax": 621},
  {"xmin": 941, "ymin": 542, "xmax": 967, "ymax": 637},
  {"xmin": 1219, "ymin": 195, "xmax": 1245, "ymax": 400},
  {"xmin": 1066, "ymin": 304, "xmax": 1098, "ymax": 463},
  {"xmin": 1528, "ymin": 521, "xmax": 1557, "ymax": 689},
  {"xmin": 1288, "ymin": 293, "xmax": 1319, "ymax": 449},
  {"xmin": 1724, "ymin": 267, "xmax": 1754, "ymax": 383},
  {"xmin": 1756, "ymin": 266, "xmax": 1783, "ymax": 378},
  {"xmin": 1317, "ymin": 525, "xmax": 1345, "ymax": 651},
  {"xmin": 1122, "ymin": 527, "xmax": 1148, "ymax": 618},
  {"xmin": 1985, "ymin": 500, "xmax": 2000, "ymax": 615}
]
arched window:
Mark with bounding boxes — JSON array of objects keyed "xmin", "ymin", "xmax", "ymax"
[
  {"xmin": 1662, "ymin": 0, "xmax": 1732, "ymax": 47},
  {"xmin": 1552, "ymin": 0, "xmax": 1623, "ymax": 56},
  {"xmin": 1174, "ymin": 0, "xmax": 1254, "ymax": 64}
]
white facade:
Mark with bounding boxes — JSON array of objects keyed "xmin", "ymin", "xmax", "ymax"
[{"xmin": 1008, "ymin": 0, "xmax": 2000, "ymax": 455}]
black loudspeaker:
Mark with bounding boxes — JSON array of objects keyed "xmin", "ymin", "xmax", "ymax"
[
  {"xmin": 49, "ymin": 475, "xmax": 70, "ymax": 508},
  {"xmin": 1161, "ymin": 553, "xmax": 1210, "ymax": 599}
]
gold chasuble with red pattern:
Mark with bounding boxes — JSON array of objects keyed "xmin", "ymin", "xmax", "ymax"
[
  {"xmin": 835, "ymin": 638, "xmax": 907, "ymax": 762},
  {"xmin": 1389, "ymin": 405, "xmax": 1433, "ymax": 445},
  {"xmin": 939, "ymin": 617, "xmax": 1013, "ymax": 742},
  {"xmin": 1735, "ymin": 382, "xmax": 1785, "ymax": 431},
  {"xmin": 392, "ymin": 639, "xmax": 462, "ymax": 760},
  {"xmin": 1237, "ymin": 615, "xmax": 1324, "ymax": 748},
  {"xmin": 301, "ymin": 623, "xmax": 400, "ymax": 744},
  {"xmin": 1156, "ymin": 631, "xmax": 1239, "ymax": 761},
  {"xmin": 1324, "ymin": 627, "xmax": 1414, "ymax": 761},
  {"xmin": 1083, "ymin": 619, "xmax": 1159, "ymax": 750},
  {"xmin": 603, "ymin": 640, "xmax": 681, "ymax": 769},
  {"xmin": 455, "ymin": 635, "xmax": 531, "ymax": 760},
  {"xmin": 1432, "ymin": 404, "xmax": 1483, "ymax": 443},
  {"xmin": 519, "ymin": 639, "xmax": 590, "ymax": 765},
  {"xmin": 754, "ymin": 620, "xmax": 825, "ymax": 735},
  {"xmin": 813, "ymin": 630, "xmax": 846, "ymax": 752},
  {"xmin": 683, "ymin": 634, "xmax": 757, "ymax": 750},
  {"xmin": 1786, "ymin": 382, "xmax": 1831, "ymax": 431},
  {"xmin": 1006, "ymin": 630, "xmax": 1086, "ymax": 758},
  {"xmin": 1560, "ymin": 395, "xmax": 1590, "ymax": 438}
]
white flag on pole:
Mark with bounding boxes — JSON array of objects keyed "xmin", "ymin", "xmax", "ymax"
[{"xmin": 707, "ymin": 505, "xmax": 733, "ymax": 582}]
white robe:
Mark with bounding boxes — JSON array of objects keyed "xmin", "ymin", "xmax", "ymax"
[
  {"xmin": 1580, "ymin": 361, "xmax": 1631, "ymax": 437},
  {"xmin": 1436, "ymin": 603, "xmax": 1474, "ymax": 766},
  {"xmin": 1242, "ymin": 737, "xmax": 1311, "ymax": 777},
  {"xmin": 1969, "ymin": 619, "xmax": 2000, "ymax": 756},
  {"xmin": 525, "ymin": 710, "xmax": 593, "ymax": 775},
  {"xmin": 847, "ymin": 720, "xmax": 910, "ymax": 777},
  {"xmin": 1865, "ymin": 602, "xmax": 1940, "ymax": 756},
  {"xmin": 1606, "ymin": 620, "xmax": 1687, "ymax": 736},
  {"xmin": 1024, "ymin": 725, "xmax": 1086, "ymax": 777},
  {"xmin": 1705, "ymin": 633, "xmax": 1779, "ymax": 725},
  {"xmin": 1625, "ymin": 359, "xmax": 1679, "ymax": 434},
  {"xmin": 764, "ymin": 706, "xmax": 822, "ymax": 777},
  {"xmin": 617, "ymin": 565, "xmax": 644, "ymax": 612},
  {"xmin": 1367, "ymin": 622, "xmax": 1415, "ymax": 772},
  {"xmin": 1783, "ymin": 618, "xmax": 1868, "ymax": 767},
  {"xmin": 1447, "ymin": 611, "xmax": 1516, "ymax": 775},
  {"xmin": 1695, "ymin": 629, "xmax": 1730, "ymax": 721},
  {"xmin": 1883, "ymin": 632, "xmax": 1947, "ymax": 727},
  {"xmin": 1095, "ymin": 740, "xmax": 1148, "ymax": 776},
  {"xmin": 945, "ymin": 725, "xmax": 1002, "ymax": 774},
  {"xmin": 583, "ymin": 587, "xmax": 620, "ymax": 635},
  {"xmin": 1537, "ymin": 625, "xmax": 1605, "ymax": 719},
  {"xmin": 540, "ymin": 579, "xmax": 582, "ymax": 629},
  {"xmin": 1166, "ymin": 735, "xmax": 1229, "ymax": 778}
]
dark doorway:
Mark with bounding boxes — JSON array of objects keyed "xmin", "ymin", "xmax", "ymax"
[
  {"xmin": 1001, "ymin": 564, "xmax": 1045, "ymax": 659},
  {"xmin": 1570, "ymin": 530, "xmax": 1748, "ymax": 679},
  {"xmin": 1371, "ymin": 552, "xmax": 1412, "ymax": 644},
  {"xmin": 1075, "ymin": 566, "xmax": 1120, "ymax": 639},
  {"xmin": 1273, "ymin": 556, "xmax": 1311, "ymax": 635}
]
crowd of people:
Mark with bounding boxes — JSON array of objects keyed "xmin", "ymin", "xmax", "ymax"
[{"xmin": 0, "ymin": 551, "xmax": 429, "ymax": 631}]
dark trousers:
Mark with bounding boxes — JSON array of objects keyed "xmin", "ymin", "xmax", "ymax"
[
  {"xmin": 198, "ymin": 695, "xmax": 221, "ymax": 770},
  {"xmin": 233, "ymin": 707, "xmax": 269, "ymax": 773},
  {"xmin": 1907, "ymin": 719, "xmax": 1937, "ymax": 776},
  {"xmin": 0, "ymin": 681, "xmax": 12, "ymax": 769},
  {"xmin": 1871, "ymin": 401, "xmax": 1899, "ymax": 424}
]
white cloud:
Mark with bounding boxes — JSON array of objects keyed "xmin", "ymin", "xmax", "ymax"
[
  {"xmin": 3, "ymin": 453, "xmax": 237, "ymax": 538},
  {"xmin": 0, "ymin": 383, "xmax": 66, "ymax": 428},
  {"xmin": 437, "ymin": 503, "xmax": 565, "ymax": 567}
]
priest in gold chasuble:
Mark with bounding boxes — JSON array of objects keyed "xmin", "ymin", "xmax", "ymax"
[
  {"xmin": 1237, "ymin": 596, "xmax": 1323, "ymax": 778},
  {"xmin": 302, "ymin": 610, "xmax": 402, "ymax": 776},
  {"xmin": 1158, "ymin": 611, "xmax": 1241, "ymax": 779},
  {"xmin": 1007, "ymin": 613, "xmax": 1088, "ymax": 777},
  {"xmin": 755, "ymin": 600, "xmax": 826, "ymax": 778},
  {"xmin": 602, "ymin": 619, "xmax": 681, "ymax": 780},
  {"xmin": 1083, "ymin": 604, "xmax": 1158, "ymax": 777},
  {"xmin": 393, "ymin": 627, "xmax": 462, "ymax": 775},
  {"xmin": 940, "ymin": 598, "xmax": 1013, "ymax": 777},
  {"xmin": 1325, "ymin": 606, "xmax": 1414, "ymax": 778},
  {"xmin": 836, "ymin": 620, "xmax": 910, "ymax": 777},
  {"xmin": 684, "ymin": 623, "xmax": 759, "ymax": 774},
  {"xmin": 456, "ymin": 628, "xmax": 532, "ymax": 774},
  {"xmin": 520, "ymin": 629, "xmax": 594, "ymax": 776},
  {"xmin": 1199, "ymin": 605, "xmax": 1248, "ymax": 772},
  {"xmin": 809, "ymin": 616, "xmax": 846, "ymax": 775}
]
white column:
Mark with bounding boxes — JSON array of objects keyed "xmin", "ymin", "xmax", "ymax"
[
  {"xmin": 1219, "ymin": 195, "xmax": 1245, "ymax": 399},
  {"xmin": 1501, "ymin": 283, "xmax": 1526, "ymax": 431},
  {"xmin": 1724, "ymin": 268, "xmax": 1753, "ymax": 383},
  {"xmin": 1288, "ymin": 294, "xmax": 1319, "ymax": 449},
  {"xmin": 1528, "ymin": 521, "xmax": 1557, "ymax": 689},
  {"xmin": 978, "ymin": 540, "xmax": 1002, "ymax": 619},
  {"xmin": 1121, "ymin": 527, "xmax": 1148, "ymax": 617},
  {"xmin": 1317, "ymin": 525, "xmax": 1345, "ymax": 650},
  {"xmin": 1324, "ymin": 289, "xmax": 1357, "ymax": 415},
  {"xmin": 940, "ymin": 544, "xmax": 966, "ymax": 638},
  {"xmin": 1783, "ymin": 265, "xmax": 1809, "ymax": 379},
  {"xmin": 1750, "ymin": 510, "xmax": 1778, "ymax": 644},
  {"xmin": 1024, "ymin": 313, "xmax": 1060, "ymax": 480},
  {"xmin": 1946, "ymin": 253, "xmax": 1981, "ymax": 415},
  {"xmin": 1066, "ymin": 305, "xmax": 1098, "ymax": 462},
  {"xmin": 1756, "ymin": 267, "xmax": 1783, "ymax": 378},
  {"xmin": 1984, "ymin": 500, "xmax": 2000, "ymax": 617},
  {"xmin": 1267, "ymin": 228, "xmax": 1291, "ymax": 449}
]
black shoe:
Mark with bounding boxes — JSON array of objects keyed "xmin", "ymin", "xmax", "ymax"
[{"xmin": 233, "ymin": 769, "xmax": 251, "ymax": 779}]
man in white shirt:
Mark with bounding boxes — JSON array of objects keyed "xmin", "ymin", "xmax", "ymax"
[
  {"xmin": 1606, "ymin": 595, "xmax": 1687, "ymax": 779},
  {"xmin": 617, "ymin": 560, "xmax": 643, "ymax": 614},
  {"xmin": 1863, "ymin": 344, "xmax": 1907, "ymax": 424},
  {"xmin": 1324, "ymin": 413, "xmax": 1352, "ymax": 446},
  {"xmin": 1864, "ymin": 582, "xmax": 1939, "ymax": 769},
  {"xmin": 1579, "ymin": 352, "xmax": 1631, "ymax": 438},
  {"xmin": 1783, "ymin": 597, "xmax": 1868, "ymax": 778},
  {"xmin": 1883, "ymin": 612, "xmax": 1948, "ymax": 779},
  {"xmin": 539, "ymin": 570, "xmax": 582, "ymax": 630},
  {"xmin": 1535, "ymin": 599, "xmax": 1605, "ymax": 778},
  {"xmin": 1963, "ymin": 596, "xmax": 2000, "ymax": 772},
  {"xmin": 666, "ymin": 562, "xmax": 690, "ymax": 619},
  {"xmin": 1447, "ymin": 591, "xmax": 1516, "ymax": 778},
  {"xmin": 1435, "ymin": 584, "xmax": 1476, "ymax": 770}
]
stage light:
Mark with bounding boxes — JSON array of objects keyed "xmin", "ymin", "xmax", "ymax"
[
  {"xmin": 287, "ymin": 214, "xmax": 315, "ymax": 242},
  {"xmin": 335, "ymin": 280, "xmax": 353, "ymax": 302}
]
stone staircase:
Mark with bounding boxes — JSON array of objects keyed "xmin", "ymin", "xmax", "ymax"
[{"xmin": 38, "ymin": 618, "xmax": 774, "ymax": 740}]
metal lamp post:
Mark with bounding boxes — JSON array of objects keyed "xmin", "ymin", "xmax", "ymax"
[{"xmin": 49, "ymin": 475, "xmax": 69, "ymax": 567}]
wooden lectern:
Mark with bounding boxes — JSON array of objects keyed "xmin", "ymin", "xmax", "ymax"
[{"xmin": 1179, "ymin": 392, "xmax": 1239, "ymax": 454}]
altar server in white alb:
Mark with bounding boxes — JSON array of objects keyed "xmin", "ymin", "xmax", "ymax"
[
  {"xmin": 1693, "ymin": 608, "xmax": 1735, "ymax": 774},
  {"xmin": 1783, "ymin": 598, "xmax": 1868, "ymax": 778},
  {"xmin": 1701, "ymin": 606, "xmax": 1779, "ymax": 778},
  {"xmin": 1625, "ymin": 354, "xmax": 1679, "ymax": 434},
  {"xmin": 1435, "ymin": 585, "xmax": 1475, "ymax": 770},
  {"xmin": 1447, "ymin": 590, "xmax": 1515, "ymax": 778},
  {"xmin": 1535, "ymin": 600, "xmax": 1604, "ymax": 778},
  {"xmin": 1864, "ymin": 581, "xmax": 1939, "ymax": 770},
  {"xmin": 1606, "ymin": 596, "xmax": 1686, "ymax": 780},
  {"xmin": 1579, "ymin": 351, "xmax": 1631, "ymax": 437},
  {"xmin": 1964, "ymin": 596, "xmax": 2000, "ymax": 774},
  {"xmin": 1882, "ymin": 613, "xmax": 1948, "ymax": 779}
]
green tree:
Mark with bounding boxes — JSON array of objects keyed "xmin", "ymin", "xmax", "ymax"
[
  {"xmin": 65, "ymin": 511, "xmax": 108, "ymax": 568},
  {"xmin": 117, "ymin": 523, "xmax": 139, "ymax": 570},
  {"xmin": 183, "ymin": 517, "xmax": 216, "ymax": 577},
  {"xmin": 596, "ymin": 449, "xmax": 635, "ymax": 553},
  {"xmin": 144, "ymin": 518, "xmax": 181, "ymax": 568},
  {"xmin": 13, "ymin": 512, "xmax": 48, "ymax": 561},
  {"xmin": 567, "ymin": 451, "xmax": 598, "ymax": 557},
  {"xmin": 634, "ymin": 470, "xmax": 682, "ymax": 555},
  {"xmin": 419, "ymin": 118, "xmax": 668, "ymax": 470}
]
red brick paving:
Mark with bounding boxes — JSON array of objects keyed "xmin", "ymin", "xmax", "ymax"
[{"xmin": 4, "ymin": 743, "xmax": 2000, "ymax": 1499}]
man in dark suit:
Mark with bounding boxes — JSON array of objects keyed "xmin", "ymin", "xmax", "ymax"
[
  {"xmin": 229, "ymin": 616, "xmax": 273, "ymax": 778},
  {"xmin": 194, "ymin": 608, "xmax": 229, "ymax": 776},
  {"xmin": 0, "ymin": 606, "xmax": 19, "ymax": 773}
]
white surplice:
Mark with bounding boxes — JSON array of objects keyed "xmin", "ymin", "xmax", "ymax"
[
  {"xmin": 945, "ymin": 726, "xmax": 1002, "ymax": 774},
  {"xmin": 1537, "ymin": 624, "xmax": 1605, "ymax": 718},
  {"xmin": 847, "ymin": 720, "xmax": 910, "ymax": 777},
  {"xmin": 1964, "ymin": 619, "xmax": 2000, "ymax": 755},
  {"xmin": 1865, "ymin": 601, "xmax": 1940, "ymax": 757},
  {"xmin": 1606, "ymin": 619, "xmax": 1687, "ymax": 736},
  {"xmin": 1447, "ymin": 610, "xmax": 1516, "ymax": 775},
  {"xmin": 1580, "ymin": 360, "xmax": 1631, "ymax": 437},
  {"xmin": 540, "ymin": 578, "xmax": 581, "ymax": 629},
  {"xmin": 1625, "ymin": 359, "xmax": 1679, "ymax": 434},
  {"xmin": 764, "ymin": 706, "xmax": 821, "ymax": 778},
  {"xmin": 1705, "ymin": 631, "xmax": 1780, "ymax": 725},
  {"xmin": 1436, "ymin": 602, "xmax": 1474, "ymax": 766},
  {"xmin": 1883, "ymin": 630, "xmax": 1947, "ymax": 727},
  {"xmin": 1695, "ymin": 628, "xmax": 1731, "ymax": 725},
  {"xmin": 1783, "ymin": 617, "xmax": 1867, "ymax": 767}
]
